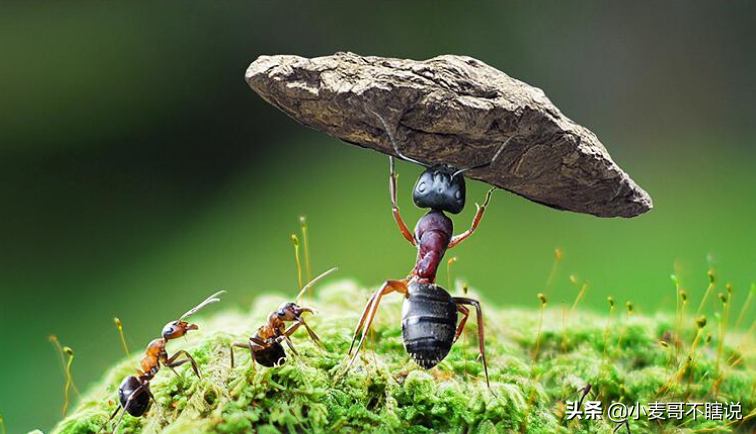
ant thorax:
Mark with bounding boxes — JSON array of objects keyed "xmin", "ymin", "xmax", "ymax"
[
  {"xmin": 138, "ymin": 338, "xmax": 166, "ymax": 376},
  {"xmin": 410, "ymin": 210, "xmax": 454, "ymax": 283},
  {"xmin": 255, "ymin": 314, "xmax": 282, "ymax": 342}
]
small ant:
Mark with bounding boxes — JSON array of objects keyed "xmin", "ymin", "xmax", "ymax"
[
  {"xmin": 100, "ymin": 291, "xmax": 224, "ymax": 433},
  {"xmin": 344, "ymin": 111, "xmax": 511, "ymax": 390},
  {"xmin": 231, "ymin": 267, "xmax": 337, "ymax": 367}
]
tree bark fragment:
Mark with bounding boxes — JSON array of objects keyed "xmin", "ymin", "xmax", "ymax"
[{"xmin": 246, "ymin": 52, "xmax": 652, "ymax": 218}]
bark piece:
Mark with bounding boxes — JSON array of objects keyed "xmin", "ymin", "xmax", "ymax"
[{"xmin": 246, "ymin": 52, "xmax": 652, "ymax": 218}]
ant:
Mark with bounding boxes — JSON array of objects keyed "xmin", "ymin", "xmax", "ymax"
[
  {"xmin": 344, "ymin": 111, "xmax": 511, "ymax": 390},
  {"xmin": 100, "ymin": 291, "xmax": 224, "ymax": 433},
  {"xmin": 231, "ymin": 267, "xmax": 337, "ymax": 367}
]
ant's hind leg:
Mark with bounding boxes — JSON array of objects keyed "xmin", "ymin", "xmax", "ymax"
[
  {"xmin": 98, "ymin": 405, "xmax": 121, "ymax": 434},
  {"xmin": 231, "ymin": 338, "xmax": 266, "ymax": 367},
  {"xmin": 110, "ymin": 409, "xmax": 127, "ymax": 434},
  {"xmin": 106, "ymin": 384, "xmax": 146, "ymax": 434},
  {"xmin": 231, "ymin": 343, "xmax": 252, "ymax": 368},
  {"xmin": 144, "ymin": 387, "xmax": 163, "ymax": 419},
  {"xmin": 348, "ymin": 290, "xmax": 380, "ymax": 355},
  {"xmin": 454, "ymin": 304, "xmax": 470, "ymax": 343},
  {"xmin": 452, "ymin": 297, "xmax": 493, "ymax": 392},
  {"xmin": 345, "ymin": 280, "xmax": 407, "ymax": 373}
]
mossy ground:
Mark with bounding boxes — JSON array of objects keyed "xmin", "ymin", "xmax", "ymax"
[{"xmin": 44, "ymin": 280, "xmax": 756, "ymax": 434}]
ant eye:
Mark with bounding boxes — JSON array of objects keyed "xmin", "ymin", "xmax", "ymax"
[
  {"xmin": 417, "ymin": 182, "xmax": 426, "ymax": 193},
  {"xmin": 455, "ymin": 191, "xmax": 461, "ymax": 199}
]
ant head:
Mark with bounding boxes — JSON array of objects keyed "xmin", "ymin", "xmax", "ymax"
[
  {"xmin": 161, "ymin": 320, "xmax": 197, "ymax": 340},
  {"xmin": 276, "ymin": 302, "xmax": 314, "ymax": 321},
  {"xmin": 413, "ymin": 164, "xmax": 466, "ymax": 214}
]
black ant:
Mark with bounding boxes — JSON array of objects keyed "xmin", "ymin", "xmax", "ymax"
[
  {"xmin": 100, "ymin": 291, "xmax": 224, "ymax": 433},
  {"xmin": 344, "ymin": 111, "xmax": 510, "ymax": 390},
  {"xmin": 230, "ymin": 267, "xmax": 337, "ymax": 367}
]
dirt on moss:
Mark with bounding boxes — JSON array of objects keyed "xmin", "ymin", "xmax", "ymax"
[{"xmin": 43, "ymin": 280, "xmax": 756, "ymax": 434}]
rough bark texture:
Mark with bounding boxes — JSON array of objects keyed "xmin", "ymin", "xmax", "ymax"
[{"xmin": 245, "ymin": 52, "xmax": 652, "ymax": 218}]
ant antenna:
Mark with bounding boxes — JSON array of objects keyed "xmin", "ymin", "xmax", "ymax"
[
  {"xmin": 370, "ymin": 110, "xmax": 425, "ymax": 166},
  {"xmin": 49, "ymin": 335, "xmax": 80, "ymax": 396},
  {"xmin": 179, "ymin": 290, "xmax": 226, "ymax": 321},
  {"xmin": 299, "ymin": 216, "xmax": 312, "ymax": 283},
  {"xmin": 113, "ymin": 317, "xmax": 130, "ymax": 356},
  {"xmin": 452, "ymin": 136, "xmax": 514, "ymax": 178},
  {"xmin": 62, "ymin": 346, "xmax": 75, "ymax": 417},
  {"xmin": 291, "ymin": 234, "xmax": 304, "ymax": 291},
  {"xmin": 295, "ymin": 267, "xmax": 338, "ymax": 304}
]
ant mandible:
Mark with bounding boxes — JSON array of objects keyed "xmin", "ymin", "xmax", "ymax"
[
  {"xmin": 100, "ymin": 291, "xmax": 224, "ymax": 433},
  {"xmin": 231, "ymin": 267, "xmax": 337, "ymax": 368},
  {"xmin": 345, "ymin": 111, "xmax": 510, "ymax": 390}
]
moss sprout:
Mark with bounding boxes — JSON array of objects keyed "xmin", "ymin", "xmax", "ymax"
[{"xmin": 42, "ymin": 281, "xmax": 756, "ymax": 434}]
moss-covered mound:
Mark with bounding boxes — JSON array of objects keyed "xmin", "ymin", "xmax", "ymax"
[{"xmin": 45, "ymin": 281, "xmax": 755, "ymax": 434}]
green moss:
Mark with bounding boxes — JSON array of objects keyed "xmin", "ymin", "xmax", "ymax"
[{"xmin": 45, "ymin": 281, "xmax": 755, "ymax": 434}]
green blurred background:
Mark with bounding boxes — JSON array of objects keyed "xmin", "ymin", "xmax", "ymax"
[{"xmin": 1, "ymin": 1, "xmax": 755, "ymax": 432}]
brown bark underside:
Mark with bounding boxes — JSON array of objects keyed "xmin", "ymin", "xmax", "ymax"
[{"xmin": 245, "ymin": 52, "xmax": 652, "ymax": 218}]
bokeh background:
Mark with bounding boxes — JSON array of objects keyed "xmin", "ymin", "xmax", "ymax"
[{"xmin": 1, "ymin": 1, "xmax": 755, "ymax": 432}]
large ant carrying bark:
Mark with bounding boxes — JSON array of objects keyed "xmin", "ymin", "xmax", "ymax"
[
  {"xmin": 100, "ymin": 291, "xmax": 224, "ymax": 433},
  {"xmin": 345, "ymin": 111, "xmax": 510, "ymax": 390}
]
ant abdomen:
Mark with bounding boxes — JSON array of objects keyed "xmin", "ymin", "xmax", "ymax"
[
  {"xmin": 401, "ymin": 282, "xmax": 457, "ymax": 369},
  {"xmin": 118, "ymin": 376, "xmax": 151, "ymax": 417},
  {"xmin": 253, "ymin": 341, "xmax": 287, "ymax": 367}
]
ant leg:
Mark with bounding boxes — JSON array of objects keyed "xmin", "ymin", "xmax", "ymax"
[
  {"xmin": 110, "ymin": 409, "xmax": 127, "ymax": 434},
  {"xmin": 348, "ymin": 290, "xmax": 381, "ymax": 355},
  {"xmin": 281, "ymin": 319, "xmax": 324, "ymax": 349},
  {"xmin": 452, "ymin": 297, "xmax": 493, "ymax": 391},
  {"xmin": 454, "ymin": 305, "xmax": 470, "ymax": 343},
  {"xmin": 231, "ymin": 343, "xmax": 254, "ymax": 365},
  {"xmin": 108, "ymin": 382, "xmax": 148, "ymax": 434},
  {"xmin": 389, "ymin": 157, "xmax": 416, "ymax": 246},
  {"xmin": 144, "ymin": 387, "xmax": 163, "ymax": 419},
  {"xmin": 232, "ymin": 338, "xmax": 266, "ymax": 365},
  {"xmin": 297, "ymin": 319, "xmax": 324, "ymax": 349},
  {"xmin": 577, "ymin": 384, "xmax": 592, "ymax": 409},
  {"xmin": 448, "ymin": 187, "xmax": 495, "ymax": 249},
  {"xmin": 98, "ymin": 405, "xmax": 121, "ymax": 434},
  {"xmin": 345, "ymin": 280, "xmax": 407, "ymax": 373},
  {"xmin": 165, "ymin": 350, "xmax": 200, "ymax": 378},
  {"xmin": 280, "ymin": 334, "xmax": 300, "ymax": 358}
]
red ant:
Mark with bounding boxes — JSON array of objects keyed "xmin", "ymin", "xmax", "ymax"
[
  {"xmin": 345, "ymin": 111, "xmax": 511, "ymax": 390},
  {"xmin": 230, "ymin": 267, "xmax": 337, "ymax": 367},
  {"xmin": 100, "ymin": 291, "xmax": 224, "ymax": 433}
]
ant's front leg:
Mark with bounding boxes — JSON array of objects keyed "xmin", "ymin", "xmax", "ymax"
[
  {"xmin": 165, "ymin": 350, "xmax": 200, "ymax": 378},
  {"xmin": 389, "ymin": 157, "xmax": 416, "ymax": 246},
  {"xmin": 448, "ymin": 187, "xmax": 496, "ymax": 249},
  {"xmin": 280, "ymin": 318, "xmax": 324, "ymax": 349}
]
